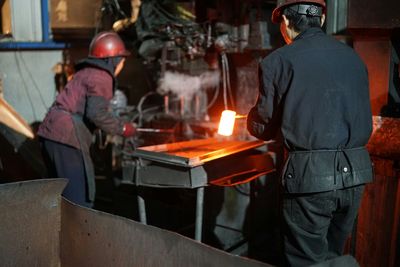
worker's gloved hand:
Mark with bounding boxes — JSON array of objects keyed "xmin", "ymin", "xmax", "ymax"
[{"xmin": 122, "ymin": 123, "xmax": 137, "ymax": 137}]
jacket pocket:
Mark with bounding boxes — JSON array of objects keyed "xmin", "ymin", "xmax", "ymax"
[{"xmin": 283, "ymin": 147, "xmax": 372, "ymax": 193}]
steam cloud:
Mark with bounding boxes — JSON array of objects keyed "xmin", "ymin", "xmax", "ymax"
[{"xmin": 158, "ymin": 71, "xmax": 220, "ymax": 99}]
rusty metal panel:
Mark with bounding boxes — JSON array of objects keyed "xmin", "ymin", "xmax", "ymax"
[
  {"xmin": 355, "ymin": 158, "xmax": 400, "ymax": 267},
  {"xmin": 61, "ymin": 199, "xmax": 273, "ymax": 267},
  {"xmin": 353, "ymin": 38, "xmax": 392, "ymax": 116},
  {"xmin": 367, "ymin": 116, "xmax": 400, "ymax": 159},
  {"xmin": 0, "ymin": 179, "xmax": 67, "ymax": 267},
  {"xmin": 348, "ymin": 0, "xmax": 400, "ymax": 29}
]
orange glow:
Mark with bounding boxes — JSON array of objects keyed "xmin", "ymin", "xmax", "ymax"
[{"xmin": 218, "ymin": 110, "xmax": 236, "ymax": 136}]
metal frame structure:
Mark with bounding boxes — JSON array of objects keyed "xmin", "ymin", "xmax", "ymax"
[
  {"xmin": 0, "ymin": 0, "xmax": 66, "ymax": 49},
  {"xmin": 127, "ymin": 138, "xmax": 275, "ymax": 242}
]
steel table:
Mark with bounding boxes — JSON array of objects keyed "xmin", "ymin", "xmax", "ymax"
[{"xmin": 126, "ymin": 138, "xmax": 275, "ymax": 241}]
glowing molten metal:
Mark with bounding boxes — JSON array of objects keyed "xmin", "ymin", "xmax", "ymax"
[{"xmin": 218, "ymin": 110, "xmax": 236, "ymax": 136}]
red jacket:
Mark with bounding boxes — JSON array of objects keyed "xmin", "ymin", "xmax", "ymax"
[{"xmin": 38, "ymin": 66, "xmax": 124, "ymax": 149}]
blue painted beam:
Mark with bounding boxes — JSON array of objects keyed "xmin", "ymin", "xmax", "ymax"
[
  {"xmin": 0, "ymin": 42, "xmax": 67, "ymax": 50},
  {"xmin": 41, "ymin": 0, "xmax": 51, "ymax": 42}
]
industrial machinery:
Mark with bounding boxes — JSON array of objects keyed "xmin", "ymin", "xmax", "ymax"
[
  {"xmin": 3, "ymin": 0, "xmax": 278, "ymax": 258},
  {"xmin": 0, "ymin": 0, "xmax": 399, "ymax": 265},
  {"xmin": 77, "ymin": 0, "xmax": 279, "ymax": 253}
]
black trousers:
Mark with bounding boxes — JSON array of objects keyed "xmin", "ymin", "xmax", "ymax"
[
  {"xmin": 41, "ymin": 138, "xmax": 93, "ymax": 208},
  {"xmin": 283, "ymin": 185, "xmax": 365, "ymax": 267}
]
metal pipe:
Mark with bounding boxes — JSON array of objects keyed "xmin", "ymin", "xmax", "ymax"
[
  {"xmin": 0, "ymin": 42, "xmax": 66, "ymax": 49},
  {"xmin": 164, "ymin": 95, "xmax": 169, "ymax": 114},
  {"xmin": 40, "ymin": 0, "xmax": 50, "ymax": 42},
  {"xmin": 195, "ymin": 93, "xmax": 200, "ymax": 120},
  {"xmin": 180, "ymin": 96, "xmax": 185, "ymax": 117},
  {"xmin": 136, "ymin": 160, "xmax": 147, "ymax": 224},
  {"xmin": 137, "ymin": 128, "xmax": 173, "ymax": 133},
  {"xmin": 137, "ymin": 194, "xmax": 147, "ymax": 224},
  {"xmin": 195, "ymin": 187, "xmax": 204, "ymax": 241}
]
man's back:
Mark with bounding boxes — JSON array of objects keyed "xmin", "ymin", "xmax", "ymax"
[
  {"xmin": 248, "ymin": 2, "xmax": 375, "ymax": 265},
  {"xmin": 262, "ymin": 27, "xmax": 372, "ymax": 150}
]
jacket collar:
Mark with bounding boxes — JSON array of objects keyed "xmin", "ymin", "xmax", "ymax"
[
  {"xmin": 75, "ymin": 58, "xmax": 116, "ymax": 77},
  {"xmin": 75, "ymin": 58, "xmax": 118, "ymax": 91},
  {"xmin": 293, "ymin": 27, "xmax": 324, "ymax": 42}
]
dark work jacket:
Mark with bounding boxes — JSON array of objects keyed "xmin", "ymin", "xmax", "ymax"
[{"xmin": 247, "ymin": 27, "xmax": 373, "ymax": 193}]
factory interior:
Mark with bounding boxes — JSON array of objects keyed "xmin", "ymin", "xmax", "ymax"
[{"xmin": 0, "ymin": 0, "xmax": 399, "ymax": 266}]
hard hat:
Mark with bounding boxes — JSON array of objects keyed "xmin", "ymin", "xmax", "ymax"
[
  {"xmin": 89, "ymin": 31, "xmax": 131, "ymax": 58},
  {"xmin": 271, "ymin": 0, "xmax": 326, "ymax": 24}
]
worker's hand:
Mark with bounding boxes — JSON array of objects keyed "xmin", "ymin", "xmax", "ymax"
[{"xmin": 122, "ymin": 122, "xmax": 137, "ymax": 137}]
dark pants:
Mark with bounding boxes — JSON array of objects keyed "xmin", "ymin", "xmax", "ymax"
[
  {"xmin": 41, "ymin": 138, "xmax": 93, "ymax": 207},
  {"xmin": 283, "ymin": 185, "xmax": 365, "ymax": 267}
]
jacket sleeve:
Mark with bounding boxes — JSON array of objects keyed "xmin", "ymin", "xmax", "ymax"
[
  {"xmin": 86, "ymin": 95, "xmax": 125, "ymax": 135},
  {"xmin": 85, "ymin": 70, "xmax": 125, "ymax": 135},
  {"xmin": 247, "ymin": 52, "xmax": 292, "ymax": 141}
]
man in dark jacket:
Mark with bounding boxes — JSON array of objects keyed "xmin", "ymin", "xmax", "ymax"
[
  {"xmin": 38, "ymin": 31, "xmax": 136, "ymax": 208},
  {"xmin": 247, "ymin": 0, "xmax": 373, "ymax": 266}
]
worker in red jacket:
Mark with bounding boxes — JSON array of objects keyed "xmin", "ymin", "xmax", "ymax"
[{"xmin": 38, "ymin": 31, "xmax": 136, "ymax": 207}]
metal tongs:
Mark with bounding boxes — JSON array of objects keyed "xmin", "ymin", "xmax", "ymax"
[{"xmin": 137, "ymin": 128, "xmax": 174, "ymax": 133}]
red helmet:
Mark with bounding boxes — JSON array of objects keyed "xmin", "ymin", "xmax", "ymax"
[
  {"xmin": 89, "ymin": 31, "xmax": 131, "ymax": 58},
  {"xmin": 271, "ymin": 0, "xmax": 326, "ymax": 24}
]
